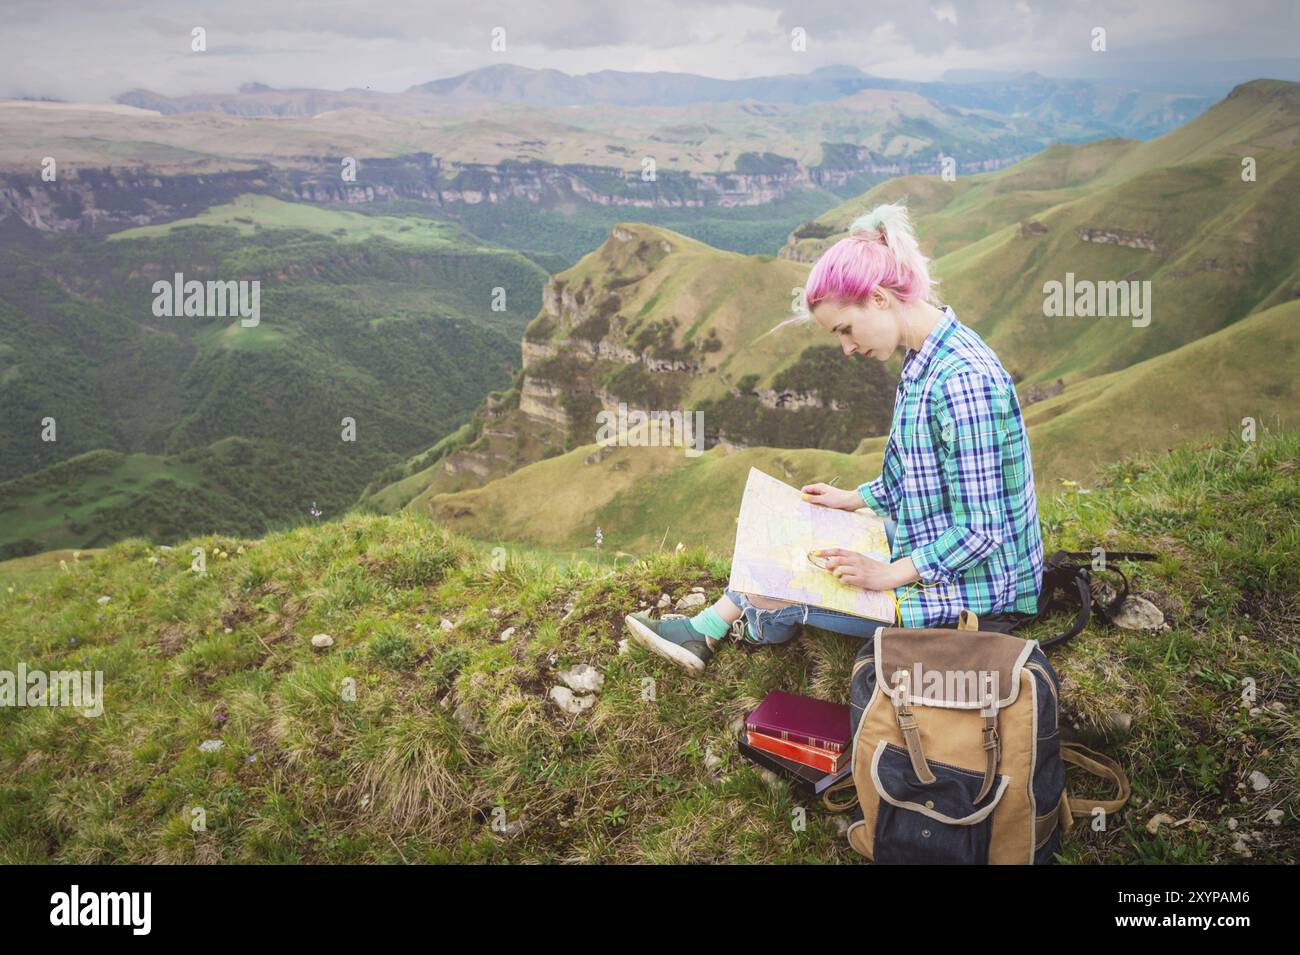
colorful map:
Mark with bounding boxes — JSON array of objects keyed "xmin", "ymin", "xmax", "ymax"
[{"xmin": 728, "ymin": 467, "xmax": 896, "ymax": 622}]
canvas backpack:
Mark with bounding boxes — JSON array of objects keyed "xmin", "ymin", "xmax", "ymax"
[{"xmin": 841, "ymin": 610, "xmax": 1130, "ymax": 864}]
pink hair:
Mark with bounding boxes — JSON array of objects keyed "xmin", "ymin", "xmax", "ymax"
[{"xmin": 803, "ymin": 202, "xmax": 936, "ymax": 312}]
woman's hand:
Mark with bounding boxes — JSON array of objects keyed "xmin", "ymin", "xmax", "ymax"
[
  {"xmin": 801, "ymin": 483, "xmax": 866, "ymax": 511},
  {"xmin": 816, "ymin": 548, "xmax": 916, "ymax": 591}
]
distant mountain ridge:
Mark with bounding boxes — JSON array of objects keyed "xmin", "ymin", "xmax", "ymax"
[{"xmin": 115, "ymin": 62, "xmax": 1214, "ymax": 140}]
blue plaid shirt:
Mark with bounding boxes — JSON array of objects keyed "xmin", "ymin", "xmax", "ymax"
[{"xmin": 858, "ymin": 306, "xmax": 1044, "ymax": 628}]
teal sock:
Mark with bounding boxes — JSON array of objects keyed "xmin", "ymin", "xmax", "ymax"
[{"xmin": 689, "ymin": 606, "xmax": 731, "ymax": 640}]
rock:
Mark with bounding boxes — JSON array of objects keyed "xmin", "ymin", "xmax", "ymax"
[
  {"xmin": 96, "ymin": 595, "xmax": 111, "ymax": 605},
  {"xmin": 1109, "ymin": 595, "xmax": 1165, "ymax": 630},
  {"xmin": 704, "ymin": 749, "xmax": 723, "ymax": 772},
  {"xmin": 198, "ymin": 739, "xmax": 224, "ymax": 753},
  {"xmin": 557, "ymin": 663, "xmax": 604, "ymax": 693},
  {"xmin": 675, "ymin": 592, "xmax": 706, "ymax": 611},
  {"xmin": 1264, "ymin": 809, "xmax": 1284, "ymax": 826},
  {"xmin": 1227, "ymin": 817, "xmax": 1239, "ymax": 831},
  {"xmin": 657, "ymin": 594, "xmax": 671, "ymax": 609},
  {"xmin": 690, "ymin": 587, "xmax": 705, "ymax": 594},
  {"xmin": 1146, "ymin": 812, "xmax": 1176, "ymax": 834},
  {"xmin": 617, "ymin": 639, "xmax": 630, "ymax": 655},
  {"xmin": 1248, "ymin": 770, "xmax": 1271, "ymax": 792},
  {"xmin": 439, "ymin": 618, "xmax": 454, "ymax": 632},
  {"xmin": 453, "ymin": 703, "xmax": 484, "ymax": 734},
  {"xmin": 490, "ymin": 607, "xmax": 502, "ymax": 617},
  {"xmin": 499, "ymin": 626, "xmax": 516, "ymax": 642},
  {"xmin": 494, "ymin": 818, "xmax": 526, "ymax": 838},
  {"xmin": 549, "ymin": 685, "xmax": 596, "ymax": 715},
  {"xmin": 311, "ymin": 633, "xmax": 334, "ymax": 648},
  {"xmin": 1231, "ymin": 836, "xmax": 1253, "ymax": 858},
  {"xmin": 729, "ymin": 717, "xmax": 746, "ymax": 737}
]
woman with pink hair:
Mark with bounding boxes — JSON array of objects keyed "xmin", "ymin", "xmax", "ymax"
[{"xmin": 626, "ymin": 203, "xmax": 1044, "ymax": 674}]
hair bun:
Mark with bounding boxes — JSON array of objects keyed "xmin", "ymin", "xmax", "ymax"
[{"xmin": 847, "ymin": 211, "xmax": 887, "ymax": 240}]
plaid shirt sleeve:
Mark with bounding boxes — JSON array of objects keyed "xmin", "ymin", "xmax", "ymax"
[
  {"xmin": 908, "ymin": 373, "xmax": 1008, "ymax": 584},
  {"xmin": 857, "ymin": 476, "xmax": 893, "ymax": 516}
]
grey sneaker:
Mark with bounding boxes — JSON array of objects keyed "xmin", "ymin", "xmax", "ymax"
[{"xmin": 624, "ymin": 612, "xmax": 716, "ymax": 675}]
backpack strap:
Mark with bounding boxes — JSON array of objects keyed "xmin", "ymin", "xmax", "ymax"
[
  {"xmin": 820, "ymin": 776, "xmax": 859, "ymax": 813},
  {"xmin": 1057, "ymin": 742, "xmax": 1132, "ymax": 834}
]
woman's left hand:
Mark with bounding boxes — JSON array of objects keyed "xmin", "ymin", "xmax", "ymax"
[{"xmin": 817, "ymin": 548, "xmax": 906, "ymax": 591}]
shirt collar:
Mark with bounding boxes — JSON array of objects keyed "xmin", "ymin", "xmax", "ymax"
[{"xmin": 901, "ymin": 305, "xmax": 956, "ymax": 383}]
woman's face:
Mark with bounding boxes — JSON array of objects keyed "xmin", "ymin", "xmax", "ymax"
[{"xmin": 811, "ymin": 289, "xmax": 900, "ymax": 361}]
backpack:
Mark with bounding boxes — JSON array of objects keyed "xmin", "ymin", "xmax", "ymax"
[{"xmin": 838, "ymin": 610, "xmax": 1130, "ymax": 864}]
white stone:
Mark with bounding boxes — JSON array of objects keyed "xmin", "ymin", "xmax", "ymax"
[
  {"xmin": 1110, "ymin": 595, "xmax": 1165, "ymax": 630},
  {"xmin": 311, "ymin": 633, "xmax": 334, "ymax": 648},
  {"xmin": 657, "ymin": 594, "xmax": 671, "ymax": 609},
  {"xmin": 97, "ymin": 595, "xmax": 111, "ymax": 605},
  {"xmin": 499, "ymin": 626, "xmax": 517, "ymax": 642},
  {"xmin": 440, "ymin": 618, "xmax": 454, "ymax": 632},
  {"xmin": 675, "ymin": 592, "xmax": 706, "ymax": 611},
  {"xmin": 198, "ymin": 739, "xmax": 224, "ymax": 753},
  {"xmin": 558, "ymin": 663, "xmax": 604, "ymax": 693},
  {"xmin": 617, "ymin": 639, "xmax": 630, "ymax": 655},
  {"xmin": 1248, "ymin": 770, "xmax": 1271, "ymax": 792},
  {"xmin": 1264, "ymin": 809, "xmax": 1284, "ymax": 826},
  {"xmin": 549, "ymin": 685, "xmax": 595, "ymax": 715}
]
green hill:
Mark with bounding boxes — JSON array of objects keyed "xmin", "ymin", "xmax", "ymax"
[
  {"xmin": 1, "ymin": 429, "xmax": 1294, "ymax": 863},
  {"xmin": 0, "ymin": 196, "xmax": 550, "ymax": 551}
]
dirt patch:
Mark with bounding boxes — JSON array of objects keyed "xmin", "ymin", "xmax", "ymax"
[{"xmin": 155, "ymin": 622, "xmax": 187, "ymax": 657}]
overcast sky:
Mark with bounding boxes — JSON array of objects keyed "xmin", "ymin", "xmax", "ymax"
[{"xmin": 2, "ymin": 0, "xmax": 1297, "ymax": 101}]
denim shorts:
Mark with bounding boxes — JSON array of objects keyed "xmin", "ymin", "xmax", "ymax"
[{"xmin": 724, "ymin": 519, "xmax": 897, "ymax": 645}]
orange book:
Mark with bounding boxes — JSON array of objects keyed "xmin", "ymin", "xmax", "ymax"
[{"xmin": 745, "ymin": 730, "xmax": 849, "ymax": 774}]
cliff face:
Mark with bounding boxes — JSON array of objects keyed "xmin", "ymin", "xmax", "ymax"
[
  {"xmin": 425, "ymin": 222, "xmax": 896, "ymax": 496},
  {"xmin": 0, "ymin": 147, "xmax": 1039, "ymax": 236},
  {"xmin": 0, "ymin": 167, "xmax": 272, "ymax": 233}
]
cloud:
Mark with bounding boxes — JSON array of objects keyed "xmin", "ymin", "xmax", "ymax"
[{"xmin": 0, "ymin": 0, "xmax": 1293, "ymax": 101}]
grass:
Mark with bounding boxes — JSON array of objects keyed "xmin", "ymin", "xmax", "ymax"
[
  {"xmin": 108, "ymin": 195, "xmax": 472, "ymax": 249},
  {"xmin": 0, "ymin": 429, "xmax": 1295, "ymax": 863}
]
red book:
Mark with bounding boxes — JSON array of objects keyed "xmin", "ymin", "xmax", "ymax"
[
  {"xmin": 746, "ymin": 731, "xmax": 849, "ymax": 774},
  {"xmin": 745, "ymin": 690, "xmax": 850, "ymax": 754}
]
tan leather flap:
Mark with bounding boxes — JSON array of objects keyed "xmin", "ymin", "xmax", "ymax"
[{"xmin": 875, "ymin": 626, "xmax": 1036, "ymax": 709}]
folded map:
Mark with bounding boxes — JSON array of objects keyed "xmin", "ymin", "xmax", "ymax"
[{"xmin": 727, "ymin": 467, "xmax": 896, "ymax": 623}]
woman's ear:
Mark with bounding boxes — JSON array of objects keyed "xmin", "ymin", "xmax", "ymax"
[{"xmin": 872, "ymin": 287, "xmax": 891, "ymax": 310}]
